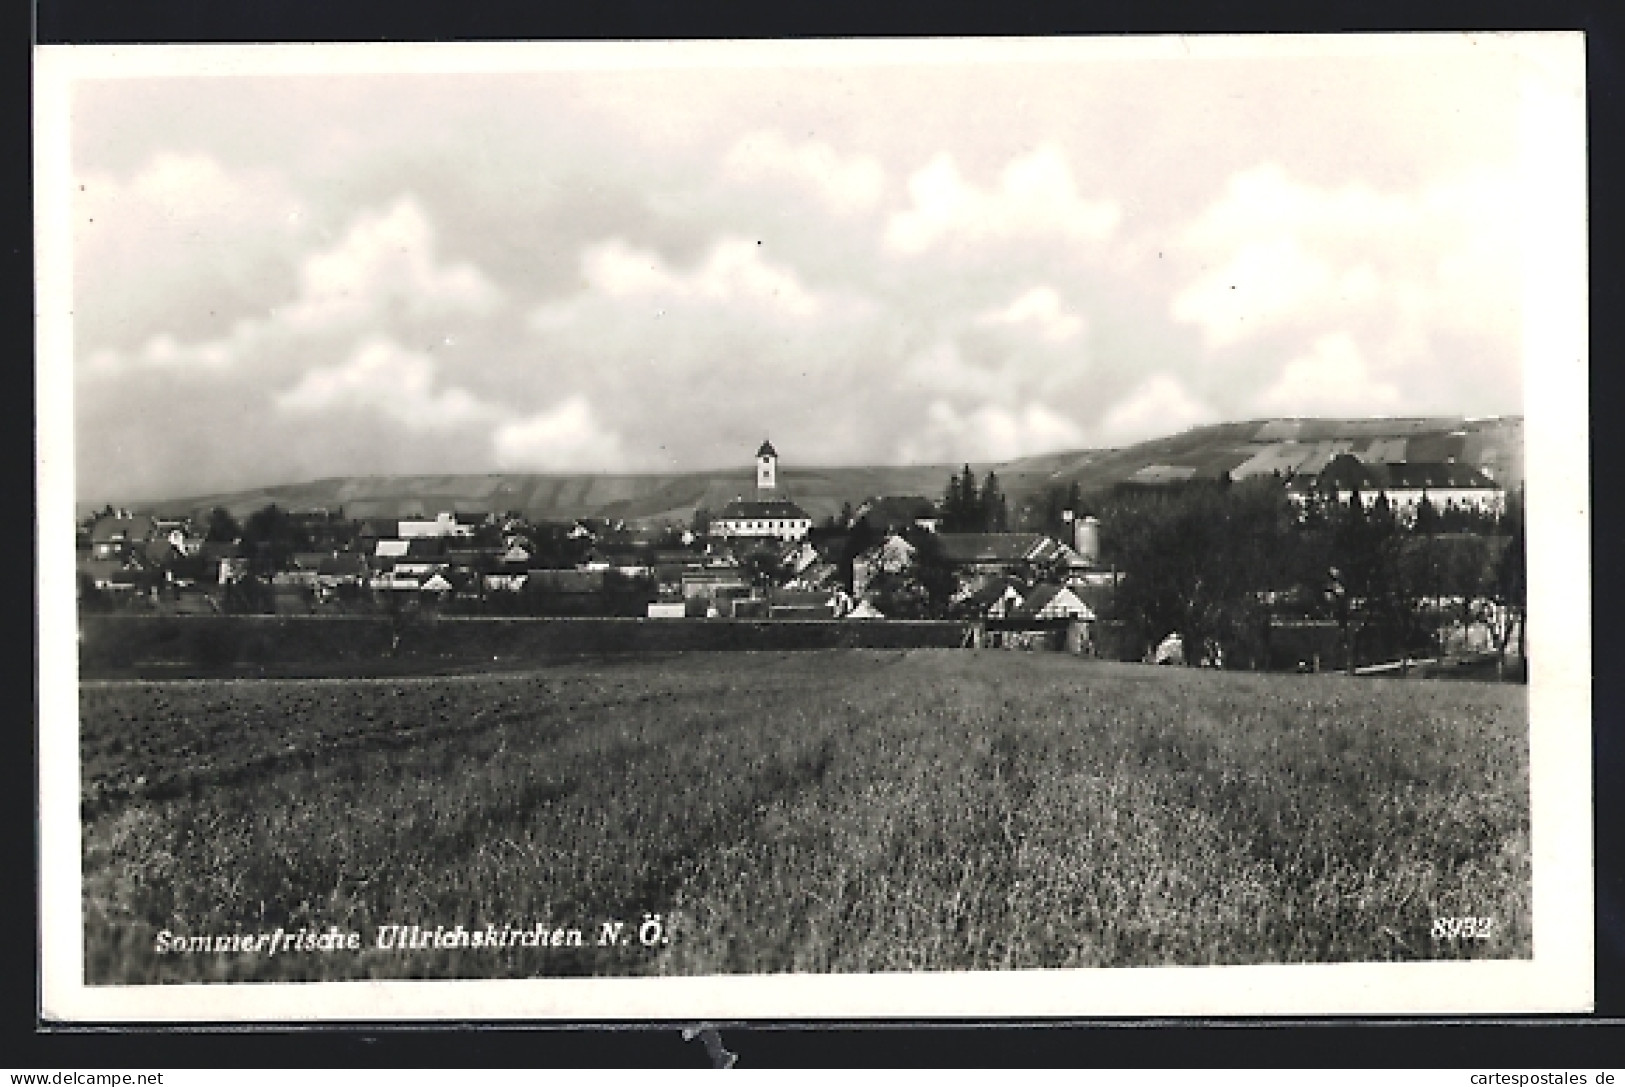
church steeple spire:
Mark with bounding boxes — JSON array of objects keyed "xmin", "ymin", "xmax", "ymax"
[{"xmin": 756, "ymin": 439, "xmax": 778, "ymax": 493}]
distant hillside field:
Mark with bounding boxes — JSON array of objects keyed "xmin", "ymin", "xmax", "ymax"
[
  {"xmin": 116, "ymin": 416, "xmax": 1523, "ymax": 525},
  {"xmin": 81, "ymin": 650, "xmax": 1529, "ymax": 981}
]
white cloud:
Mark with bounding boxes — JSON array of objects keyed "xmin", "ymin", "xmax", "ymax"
[
  {"xmin": 273, "ymin": 336, "xmax": 500, "ymax": 430},
  {"xmin": 884, "ymin": 145, "xmax": 1119, "ymax": 256},
  {"xmin": 897, "ymin": 399, "xmax": 1086, "ymax": 464},
  {"xmin": 721, "ymin": 130, "xmax": 886, "ymax": 215},
  {"xmin": 1253, "ymin": 333, "xmax": 1404, "ymax": 416},
  {"xmin": 1097, "ymin": 374, "xmax": 1216, "ymax": 447},
  {"xmin": 80, "ymin": 331, "xmax": 241, "ymax": 378},
  {"xmin": 1170, "ymin": 163, "xmax": 1519, "ymax": 350},
  {"xmin": 492, "ymin": 396, "xmax": 628, "ymax": 471},
  {"xmin": 78, "ymin": 151, "xmax": 304, "ymax": 246},
  {"xmin": 560, "ymin": 236, "xmax": 831, "ymax": 320},
  {"xmin": 281, "ymin": 196, "xmax": 504, "ymax": 334},
  {"xmin": 80, "ymin": 197, "xmax": 506, "ymax": 381},
  {"xmin": 976, "ymin": 286, "xmax": 1085, "ymax": 343}
]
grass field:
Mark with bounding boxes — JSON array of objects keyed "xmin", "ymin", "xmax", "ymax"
[{"xmin": 78, "ymin": 650, "xmax": 1530, "ymax": 983}]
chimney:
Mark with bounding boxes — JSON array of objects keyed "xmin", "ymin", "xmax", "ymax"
[{"xmin": 1074, "ymin": 516, "xmax": 1101, "ymax": 566}]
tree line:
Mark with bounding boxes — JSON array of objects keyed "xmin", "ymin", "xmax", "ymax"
[{"xmin": 1080, "ymin": 476, "xmax": 1526, "ymax": 673}]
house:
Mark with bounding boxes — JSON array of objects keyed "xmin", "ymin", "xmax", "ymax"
[
  {"xmin": 779, "ymin": 539, "xmax": 822, "ymax": 576},
  {"xmin": 852, "ymin": 495, "xmax": 939, "ymax": 534},
  {"xmin": 712, "ymin": 497, "xmax": 814, "ymax": 541},
  {"xmin": 768, "ymin": 590, "xmax": 839, "ymax": 619},
  {"xmin": 88, "ymin": 514, "xmax": 155, "ymax": 560},
  {"xmin": 710, "ymin": 440, "xmax": 814, "ymax": 541},
  {"xmin": 962, "ymin": 577, "xmax": 1026, "ymax": 619},
  {"xmin": 852, "ymin": 534, "xmax": 917, "ymax": 595},
  {"xmin": 845, "ymin": 598, "xmax": 885, "ymax": 619},
  {"xmin": 1287, "ymin": 454, "xmax": 1505, "ymax": 521},
  {"xmin": 316, "ymin": 553, "xmax": 368, "ymax": 588},
  {"xmin": 934, "ymin": 533, "xmax": 1066, "ymax": 576},
  {"xmin": 198, "ymin": 541, "xmax": 248, "ymax": 584},
  {"xmin": 398, "ymin": 511, "xmax": 481, "ymax": 539},
  {"xmin": 394, "ymin": 538, "xmax": 447, "ymax": 578},
  {"xmin": 680, "ymin": 567, "xmax": 750, "ymax": 601},
  {"xmin": 1011, "ymin": 583, "xmax": 1095, "ymax": 621},
  {"xmin": 527, "ymin": 569, "xmax": 607, "ymax": 594},
  {"xmin": 785, "ymin": 561, "xmax": 841, "ymax": 591}
]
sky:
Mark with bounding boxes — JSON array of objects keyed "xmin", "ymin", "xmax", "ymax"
[{"xmin": 52, "ymin": 37, "xmax": 1573, "ymax": 501}]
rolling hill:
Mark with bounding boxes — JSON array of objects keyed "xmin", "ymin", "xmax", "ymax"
[{"xmin": 126, "ymin": 415, "xmax": 1524, "ymax": 527}]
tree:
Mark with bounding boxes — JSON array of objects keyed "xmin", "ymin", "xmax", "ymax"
[
  {"xmin": 942, "ymin": 465, "xmax": 982, "ymax": 531},
  {"xmin": 839, "ymin": 515, "xmax": 881, "ymax": 592},
  {"xmin": 907, "ymin": 529, "xmax": 960, "ymax": 617},
  {"xmin": 981, "ymin": 471, "xmax": 1008, "ymax": 533},
  {"xmin": 205, "ymin": 506, "xmax": 240, "ymax": 543},
  {"xmin": 691, "ymin": 507, "xmax": 713, "ymax": 537},
  {"xmin": 741, "ymin": 548, "xmax": 786, "ymax": 592},
  {"xmin": 240, "ymin": 503, "xmax": 311, "ymax": 578},
  {"xmin": 1491, "ymin": 489, "xmax": 1526, "ymax": 678}
]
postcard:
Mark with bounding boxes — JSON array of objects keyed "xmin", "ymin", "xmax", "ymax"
[{"xmin": 35, "ymin": 33, "xmax": 1591, "ymax": 1020}]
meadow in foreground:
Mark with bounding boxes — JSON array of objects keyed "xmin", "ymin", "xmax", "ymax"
[{"xmin": 78, "ymin": 650, "xmax": 1529, "ymax": 982}]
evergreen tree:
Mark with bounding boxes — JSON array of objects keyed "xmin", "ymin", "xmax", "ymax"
[
  {"xmin": 981, "ymin": 471, "xmax": 1006, "ymax": 532},
  {"xmin": 205, "ymin": 506, "xmax": 240, "ymax": 543}
]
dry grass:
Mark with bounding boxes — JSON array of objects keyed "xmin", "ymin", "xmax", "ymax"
[{"xmin": 79, "ymin": 650, "xmax": 1529, "ymax": 982}]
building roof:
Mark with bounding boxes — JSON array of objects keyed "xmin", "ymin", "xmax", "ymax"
[
  {"xmin": 853, "ymin": 495, "xmax": 938, "ymax": 529},
  {"xmin": 966, "ymin": 576, "xmax": 1025, "ymax": 610},
  {"xmin": 681, "ymin": 568, "xmax": 749, "ymax": 585},
  {"xmin": 757, "ymin": 439, "xmax": 778, "ymax": 458},
  {"xmin": 769, "ymin": 589, "xmax": 836, "ymax": 607},
  {"xmin": 317, "ymin": 553, "xmax": 367, "ymax": 576},
  {"xmin": 935, "ymin": 533, "xmax": 1058, "ymax": 566},
  {"xmin": 1014, "ymin": 583, "xmax": 1095, "ymax": 620},
  {"xmin": 718, "ymin": 498, "xmax": 810, "ymax": 520},
  {"xmin": 1307, "ymin": 455, "xmax": 1500, "ymax": 494},
  {"xmin": 526, "ymin": 569, "xmax": 606, "ymax": 593},
  {"xmin": 89, "ymin": 515, "xmax": 155, "ymax": 544}
]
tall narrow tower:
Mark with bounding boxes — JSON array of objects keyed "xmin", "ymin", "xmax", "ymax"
[{"xmin": 756, "ymin": 439, "xmax": 778, "ymax": 494}]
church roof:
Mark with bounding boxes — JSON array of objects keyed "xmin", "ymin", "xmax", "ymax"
[
  {"xmin": 757, "ymin": 439, "xmax": 778, "ymax": 458},
  {"xmin": 718, "ymin": 498, "xmax": 809, "ymax": 520}
]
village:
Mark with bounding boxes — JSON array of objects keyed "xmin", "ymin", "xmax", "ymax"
[{"xmin": 77, "ymin": 433, "xmax": 1523, "ymax": 674}]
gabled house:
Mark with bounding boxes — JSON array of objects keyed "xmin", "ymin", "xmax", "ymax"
[
  {"xmin": 845, "ymin": 598, "xmax": 885, "ymax": 619},
  {"xmin": 1287, "ymin": 454, "xmax": 1505, "ymax": 522},
  {"xmin": 852, "ymin": 495, "xmax": 939, "ymax": 534},
  {"xmin": 680, "ymin": 567, "xmax": 750, "ymax": 601},
  {"xmin": 963, "ymin": 577, "xmax": 1026, "ymax": 619},
  {"xmin": 398, "ymin": 511, "xmax": 480, "ymax": 539},
  {"xmin": 316, "ymin": 553, "xmax": 368, "ymax": 588},
  {"xmin": 711, "ymin": 498, "xmax": 814, "ymax": 541},
  {"xmin": 767, "ymin": 589, "xmax": 839, "ymax": 619},
  {"xmin": 1011, "ymin": 583, "xmax": 1095, "ymax": 621},
  {"xmin": 935, "ymin": 533, "xmax": 1065, "ymax": 576},
  {"xmin": 852, "ymin": 534, "xmax": 917, "ymax": 595}
]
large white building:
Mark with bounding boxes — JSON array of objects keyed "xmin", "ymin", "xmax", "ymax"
[
  {"xmin": 1285, "ymin": 455, "xmax": 1506, "ymax": 521},
  {"xmin": 710, "ymin": 440, "xmax": 813, "ymax": 541}
]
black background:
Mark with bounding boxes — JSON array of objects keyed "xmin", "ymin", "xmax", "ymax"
[{"xmin": 15, "ymin": 0, "xmax": 1625, "ymax": 1067}]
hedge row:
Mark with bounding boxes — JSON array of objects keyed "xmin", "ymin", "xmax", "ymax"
[{"xmin": 77, "ymin": 614, "xmax": 972, "ymax": 675}]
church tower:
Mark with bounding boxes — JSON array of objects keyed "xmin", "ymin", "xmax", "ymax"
[{"xmin": 756, "ymin": 439, "xmax": 778, "ymax": 494}]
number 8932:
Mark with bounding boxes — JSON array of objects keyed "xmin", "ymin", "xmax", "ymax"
[{"xmin": 1431, "ymin": 916, "xmax": 1494, "ymax": 939}]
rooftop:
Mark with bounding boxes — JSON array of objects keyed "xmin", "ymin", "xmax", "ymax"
[{"xmin": 718, "ymin": 498, "xmax": 810, "ymax": 520}]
